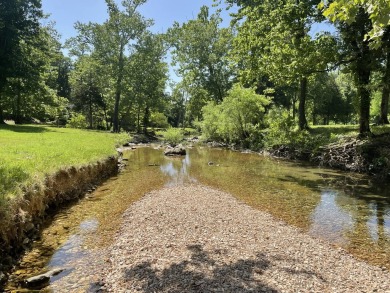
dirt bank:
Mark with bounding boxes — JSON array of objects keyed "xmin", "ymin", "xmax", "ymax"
[
  {"xmin": 99, "ymin": 184, "xmax": 390, "ymax": 292},
  {"xmin": 0, "ymin": 156, "xmax": 119, "ymax": 287}
]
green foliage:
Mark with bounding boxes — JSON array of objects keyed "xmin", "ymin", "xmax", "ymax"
[
  {"xmin": 321, "ymin": 0, "xmax": 390, "ymax": 47},
  {"xmin": 264, "ymin": 107, "xmax": 327, "ymax": 151},
  {"xmin": 264, "ymin": 107, "xmax": 296, "ymax": 147},
  {"xmin": 68, "ymin": 0, "xmax": 152, "ymax": 132},
  {"xmin": 167, "ymin": 5, "xmax": 235, "ymax": 113},
  {"xmin": 150, "ymin": 112, "xmax": 169, "ymax": 128},
  {"xmin": 229, "ymin": 0, "xmax": 338, "ymax": 131},
  {"xmin": 201, "ymin": 84, "xmax": 271, "ymax": 148},
  {"xmin": 162, "ymin": 128, "xmax": 184, "ymax": 145},
  {"xmin": 66, "ymin": 113, "xmax": 88, "ymax": 129}
]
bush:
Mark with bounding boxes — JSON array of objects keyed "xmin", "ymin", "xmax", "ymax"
[
  {"xmin": 150, "ymin": 112, "xmax": 169, "ymax": 129},
  {"xmin": 66, "ymin": 114, "xmax": 88, "ymax": 129},
  {"xmin": 200, "ymin": 84, "xmax": 271, "ymax": 148},
  {"xmin": 264, "ymin": 107, "xmax": 327, "ymax": 151},
  {"xmin": 162, "ymin": 128, "xmax": 184, "ymax": 145}
]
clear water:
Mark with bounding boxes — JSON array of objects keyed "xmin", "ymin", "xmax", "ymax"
[{"xmin": 5, "ymin": 146, "xmax": 390, "ymax": 292}]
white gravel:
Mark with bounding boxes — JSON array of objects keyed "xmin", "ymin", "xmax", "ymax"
[{"xmin": 102, "ymin": 184, "xmax": 390, "ymax": 293}]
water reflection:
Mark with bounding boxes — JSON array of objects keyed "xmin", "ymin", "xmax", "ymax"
[
  {"xmin": 160, "ymin": 152, "xmax": 196, "ymax": 186},
  {"xmin": 309, "ymin": 191, "xmax": 354, "ymax": 245}
]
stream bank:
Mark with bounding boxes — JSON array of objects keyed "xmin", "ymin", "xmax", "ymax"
[
  {"xmin": 0, "ymin": 155, "xmax": 120, "ymax": 290},
  {"xmin": 208, "ymin": 132, "xmax": 390, "ymax": 179}
]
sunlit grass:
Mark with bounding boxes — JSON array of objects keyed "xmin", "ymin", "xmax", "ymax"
[
  {"xmin": 311, "ymin": 124, "xmax": 390, "ymax": 138},
  {"xmin": 0, "ymin": 124, "xmax": 129, "ymax": 199}
]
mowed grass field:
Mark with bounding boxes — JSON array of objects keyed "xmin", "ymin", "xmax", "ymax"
[
  {"xmin": 0, "ymin": 124, "xmax": 129, "ymax": 200},
  {"xmin": 311, "ymin": 124, "xmax": 390, "ymax": 137}
]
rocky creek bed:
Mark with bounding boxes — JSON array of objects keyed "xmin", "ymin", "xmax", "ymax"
[{"xmin": 95, "ymin": 184, "xmax": 390, "ymax": 293}]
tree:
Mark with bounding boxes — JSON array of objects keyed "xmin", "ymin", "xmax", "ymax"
[
  {"xmin": 321, "ymin": 0, "xmax": 390, "ymax": 46},
  {"xmin": 0, "ymin": 0, "xmax": 43, "ymax": 123},
  {"xmin": 168, "ymin": 6, "xmax": 235, "ymax": 104},
  {"xmin": 69, "ymin": 56, "xmax": 106, "ymax": 129},
  {"xmin": 322, "ymin": 3, "xmax": 374, "ymax": 134},
  {"xmin": 68, "ymin": 0, "xmax": 150, "ymax": 132},
  {"xmin": 321, "ymin": 0, "xmax": 390, "ymax": 133},
  {"xmin": 123, "ymin": 33, "xmax": 168, "ymax": 133},
  {"xmin": 0, "ymin": 21, "xmax": 67, "ymax": 124},
  {"xmin": 379, "ymin": 28, "xmax": 390, "ymax": 124},
  {"xmin": 308, "ymin": 72, "xmax": 347, "ymax": 124},
  {"xmin": 228, "ymin": 0, "xmax": 337, "ymax": 130}
]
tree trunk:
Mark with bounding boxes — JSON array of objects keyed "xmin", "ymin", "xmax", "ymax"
[
  {"xmin": 113, "ymin": 42, "xmax": 125, "ymax": 133},
  {"xmin": 103, "ymin": 105, "xmax": 109, "ymax": 130},
  {"xmin": 358, "ymin": 72, "xmax": 371, "ymax": 135},
  {"xmin": 88, "ymin": 94, "xmax": 93, "ymax": 129},
  {"xmin": 298, "ymin": 77, "xmax": 308, "ymax": 130},
  {"xmin": 379, "ymin": 47, "xmax": 390, "ymax": 124},
  {"xmin": 137, "ymin": 105, "xmax": 141, "ymax": 133},
  {"xmin": 143, "ymin": 106, "xmax": 150, "ymax": 134},
  {"xmin": 292, "ymin": 94, "xmax": 297, "ymax": 120},
  {"xmin": 357, "ymin": 41, "xmax": 372, "ymax": 136},
  {"xmin": 0, "ymin": 94, "xmax": 5, "ymax": 124},
  {"xmin": 15, "ymin": 79, "xmax": 22, "ymax": 124}
]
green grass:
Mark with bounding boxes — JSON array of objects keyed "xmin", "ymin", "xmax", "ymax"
[
  {"xmin": 311, "ymin": 124, "xmax": 390, "ymax": 138},
  {"xmin": 0, "ymin": 124, "xmax": 129, "ymax": 199}
]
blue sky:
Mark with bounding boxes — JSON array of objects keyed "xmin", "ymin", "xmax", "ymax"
[{"xmin": 41, "ymin": 0, "xmax": 232, "ymax": 42}]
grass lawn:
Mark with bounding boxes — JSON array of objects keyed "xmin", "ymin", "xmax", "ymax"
[
  {"xmin": 0, "ymin": 124, "xmax": 129, "ymax": 200},
  {"xmin": 311, "ymin": 124, "xmax": 390, "ymax": 137}
]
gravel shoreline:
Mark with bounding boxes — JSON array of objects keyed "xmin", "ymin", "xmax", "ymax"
[{"xmin": 100, "ymin": 184, "xmax": 390, "ymax": 293}]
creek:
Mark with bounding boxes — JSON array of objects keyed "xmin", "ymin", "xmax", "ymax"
[{"xmin": 4, "ymin": 146, "xmax": 390, "ymax": 292}]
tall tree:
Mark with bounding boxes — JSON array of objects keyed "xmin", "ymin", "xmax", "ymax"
[
  {"xmin": 228, "ymin": 0, "xmax": 337, "ymax": 130},
  {"xmin": 124, "ymin": 33, "xmax": 168, "ymax": 133},
  {"xmin": 68, "ymin": 0, "xmax": 150, "ymax": 132},
  {"xmin": 322, "ymin": 2, "xmax": 375, "ymax": 134},
  {"xmin": 168, "ymin": 6, "xmax": 235, "ymax": 104},
  {"xmin": 379, "ymin": 28, "xmax": 390, "ymax": 124},
  {"xmin": 69, "ymin": 56, "xmax": 106, "ymax": 129},
  {"xmin": 0, "ymin": 0, "xmax": 43, "ymax": 123}
]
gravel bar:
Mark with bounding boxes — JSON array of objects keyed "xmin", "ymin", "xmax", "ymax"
[{"xmin": 101, "ymin": 184, "xmax": 390, "ymax": 293}]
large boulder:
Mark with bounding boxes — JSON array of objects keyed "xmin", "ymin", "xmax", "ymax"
[{"xmin": 164, "ymin": 144, "xmax": 186, "ymax": 156}]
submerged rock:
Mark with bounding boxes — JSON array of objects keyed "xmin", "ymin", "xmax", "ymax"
[
  {"xmin": 25, "ymin": 268, "xmax": 64, "ymax": 289},
  {"xmin": 164, "ymin": 144, "xmax": 186, "ymax": 156}
]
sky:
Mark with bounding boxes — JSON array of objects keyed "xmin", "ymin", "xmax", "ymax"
[{"xmin": 41, "ymin": 0, "xmax": 232, "ymax": 42}]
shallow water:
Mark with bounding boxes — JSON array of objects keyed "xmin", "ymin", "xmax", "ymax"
[{"xmin": 5, "ymin": 146, "xmax": 390, "ymax": 292}]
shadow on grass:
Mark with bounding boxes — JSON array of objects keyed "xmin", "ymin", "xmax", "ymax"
[
  {"xmin": 0, "ymin": 124, "xmax": 53, "ymax": 133},
  {"xmin": 115, "ymin": 244, "xmax": 281, "ymax": 293}
]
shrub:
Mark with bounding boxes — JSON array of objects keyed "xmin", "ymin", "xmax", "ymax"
[
  {"xmin": 162, "ymin": 128, "xmax": 184, "ymax": 145},
  {"xmin": 200, "ymin": 84, "xmax": 271, "ymax": 148},
  {"xmin": 150, "ymin": 112, "xmax": 169, "ymax": 129},
  {"xmin": 66, "ymin": 114, "xmax": 88, "ymax": 129},
  {"xmin": 264, "ymin": 107, "xmax": 327, "ymax": 151}
]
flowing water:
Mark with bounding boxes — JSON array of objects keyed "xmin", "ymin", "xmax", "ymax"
[{"xmin": 4, "ymin": 146, "xmax": 390, "ymax": 292}]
